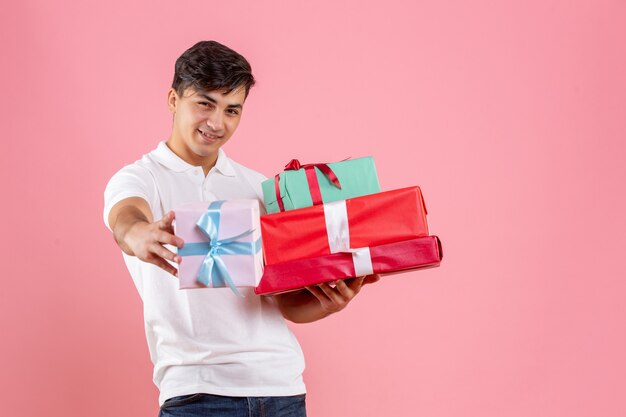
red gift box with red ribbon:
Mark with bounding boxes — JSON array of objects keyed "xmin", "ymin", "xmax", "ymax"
[
  {"xmin": 260, "ymin": 186, "xmax": 429, "ymax": 266},
  {"xmin": 255, "ymin": 236, "xmax": 442, "ymax": 295}
]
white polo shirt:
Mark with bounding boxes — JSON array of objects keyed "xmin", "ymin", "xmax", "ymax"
[{"xmin": 103, "ymin": 141, "xmax": 306, "ymax": 406}]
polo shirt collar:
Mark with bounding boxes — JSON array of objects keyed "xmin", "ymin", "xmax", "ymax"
[
  {"xmin": 214, "ymin": 148, "xmax": 236, "ymax": 177},
  {"xmin": 153, "ymin": 141, "xmax": 236, "ymax": 177}
]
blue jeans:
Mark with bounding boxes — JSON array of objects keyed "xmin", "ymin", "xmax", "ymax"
[{"xmin": 158, "ymin": 393, "xmax": 307, "ymax": 417}]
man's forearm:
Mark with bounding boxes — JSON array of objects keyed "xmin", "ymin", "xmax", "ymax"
[
  {"xmin": 272, "ymin": 277, "xmax": 374, "ymax": 323},
  {"xmin": 112, "ymin": 206, "xmax": 150, "ymax": 256},
  {"xmin": 272, "ymin": 290, "xmax": 332, "ymax": 323}
]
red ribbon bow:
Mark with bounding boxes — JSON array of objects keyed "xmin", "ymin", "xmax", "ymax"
[
  {"xmin": 284, "ymin": 159, "xmax": 303, "ymax": 170},
  {"xmin": 274, "ymin": 159, "xmax": 342, "ymax": 212}
]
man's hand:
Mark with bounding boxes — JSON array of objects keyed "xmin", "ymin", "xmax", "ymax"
[
  {"xmin": 123, "ymin": 211, "xmax": 184, "ymax": 276},
  {"xmin": 306, "ymin": 275, "xmax": 380, "ymax": 314},
  {"xmin": 109, "ymin": 198, "xmax": 184, "ymax": 277},
  {"xmin": 273, "ymin": 274, "xmax": 381, "ymax": 323}
]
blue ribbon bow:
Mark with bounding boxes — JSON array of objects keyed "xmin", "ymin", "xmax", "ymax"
[{"xmin": 178, "ymin": 200, "xmax": 261, "ymax": 296}]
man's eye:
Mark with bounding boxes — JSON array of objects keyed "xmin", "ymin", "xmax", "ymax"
[
  {"xmin": 227, "ymin": 109, "xmax": 240, "ymax": 116},
  {"xmin": 199, "ymin": 102, "xmax": 212, "ymax": 108}
]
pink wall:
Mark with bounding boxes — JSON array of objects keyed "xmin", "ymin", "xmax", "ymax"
[{"xmin": 2, "ymin": 1, "xmax": 625, "ymax": 416}]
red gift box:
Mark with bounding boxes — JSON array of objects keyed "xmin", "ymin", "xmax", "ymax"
[
  {"xmin": 261, "ymin": 186, "xmax": 429, "ymax": 265},
  {"xmin": 255, "ymin": 236, "xmax": 442, "ymax": 295}
]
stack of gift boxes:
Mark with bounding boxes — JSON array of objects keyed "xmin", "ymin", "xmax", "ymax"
[{"xmin": 174, "ymin": 157, "xmax": 442, "ymax": 294}]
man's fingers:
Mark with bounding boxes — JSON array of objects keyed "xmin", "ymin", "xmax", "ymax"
[
  {"xmin": 149, "ymin": 255, "xmax": 179, "ymax": 277},
  {"xmin": 158, "ymin": 211, "xmax": 176, "ymax": 230},
  {"xmin": 335, "ymin": 278, "xmax": 363, "ymax": 299},
  {"xmin": 305, "ymin": 285, "xmax": 327, "ymax": 301},
  {"xmin": 154, "ymin": 229, "xmax": 184, "ymax": 248},
  {"xmin": 150, "ymin": 243, "xmax": 181, "ymax": 264},
  {"xmin": 347, "ymin": 276, "xmax": 366, "ymax": 291},
  {"xmin": 317, "ymin": 282, "xmax": 342, "ymax": 302},
  {"xmin": 157, "ymin": 212, "xmax": 178, "ymax": 239},
  {"xmin": 363, "ymin": 274, "xmax": 381, "ymax": 285}
]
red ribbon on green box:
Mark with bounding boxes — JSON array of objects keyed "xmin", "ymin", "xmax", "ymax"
[{"xmin": 274, "ymin": 159, "xmax": 342, "ymax": 212}]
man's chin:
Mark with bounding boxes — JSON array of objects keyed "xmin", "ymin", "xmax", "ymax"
[{"xmin": 191, "ymin": 142, "xmax": 221, "ymax": 157}]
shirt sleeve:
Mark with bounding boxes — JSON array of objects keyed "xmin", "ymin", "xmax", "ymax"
[{"xmin": 103, "ymin": 164, "xmax": 158, "ymax": 232}]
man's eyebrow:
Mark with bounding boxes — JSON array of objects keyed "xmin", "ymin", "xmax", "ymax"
[{"xmin": 199, "ymin": 94, "xmax": 242, "ymax": 109}]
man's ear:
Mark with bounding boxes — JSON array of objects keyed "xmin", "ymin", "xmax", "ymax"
[{"xmin": 167, "ymin": 88, "xmax": 178, "ymax": 114}]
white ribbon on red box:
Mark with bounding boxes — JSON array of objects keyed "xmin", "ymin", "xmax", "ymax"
[{"xmin": 322, "ymin": 200, "xmax": 374, "ymax": 276}]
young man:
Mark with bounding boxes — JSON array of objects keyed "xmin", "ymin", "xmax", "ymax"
[{"xmin": 104, "ymin": 40, "xmax": 378, "ymax": 417}]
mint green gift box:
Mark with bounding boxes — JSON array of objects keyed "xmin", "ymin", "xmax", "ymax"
[{"xmin": 262, "ymin": 157, "xmax": 381, "ymax": 214}]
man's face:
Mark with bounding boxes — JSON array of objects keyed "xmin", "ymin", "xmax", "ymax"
[{"xmin": 167, "ymin": 86, "xmax": 246, "ymax": 163}]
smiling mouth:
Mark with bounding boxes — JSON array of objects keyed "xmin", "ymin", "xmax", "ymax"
[{"xmin": 198, "ymin": 129, "xmax": 221, "ymax": 141}]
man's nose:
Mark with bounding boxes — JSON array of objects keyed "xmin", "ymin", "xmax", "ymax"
[{"xmin": 206, "ymin": 112, "xmax": 224, "ymax": 132}]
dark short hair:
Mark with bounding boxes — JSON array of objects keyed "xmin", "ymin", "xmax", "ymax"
[{"xmin": 172, "ymin": 40, "xmax": 256, "ymax": 98}]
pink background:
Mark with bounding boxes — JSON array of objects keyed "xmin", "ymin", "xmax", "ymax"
[{"xmin": 2, "ymin": 1, "xmax": 625, "ymax": 416}]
